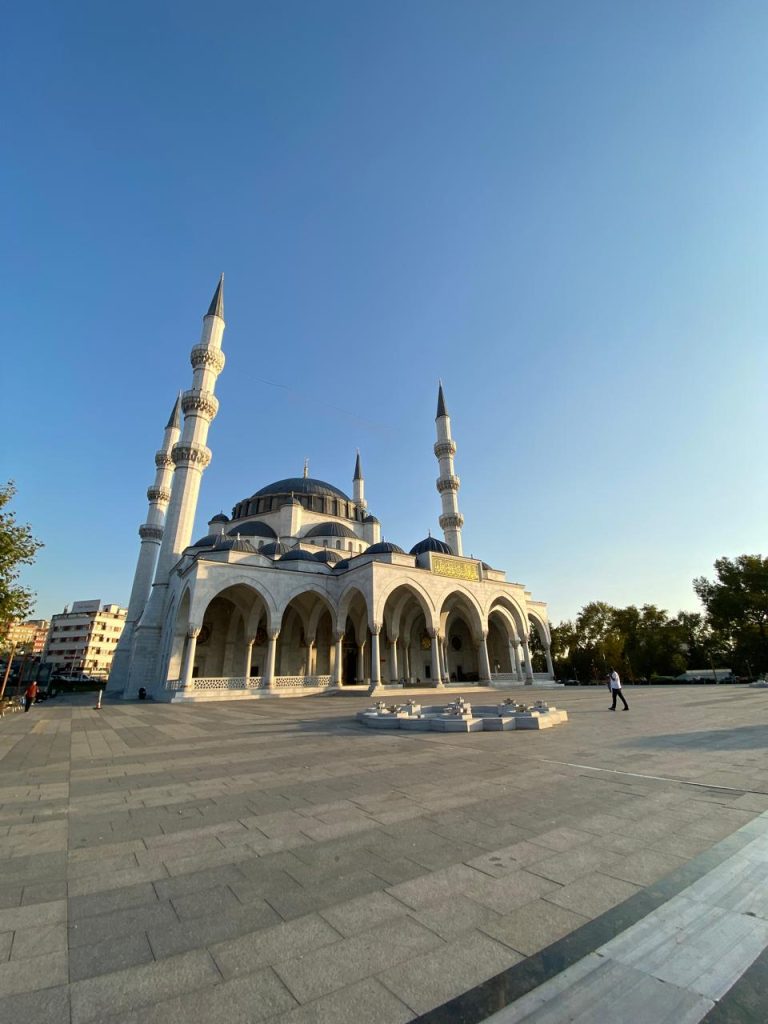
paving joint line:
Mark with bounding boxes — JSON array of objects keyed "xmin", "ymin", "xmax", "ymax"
[{"xmin": 537, "ymin": 759, "xmax": 760, "ymax": 794}]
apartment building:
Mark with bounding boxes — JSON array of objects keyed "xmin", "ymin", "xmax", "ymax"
[{"xmin": 42, "ymin": 601, "xmax": 127, "ymax": 679}]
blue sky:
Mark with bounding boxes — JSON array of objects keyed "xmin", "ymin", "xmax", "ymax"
[{"xmin": 2, "ymin": 1, "xmax": 767, "ymax": 625}]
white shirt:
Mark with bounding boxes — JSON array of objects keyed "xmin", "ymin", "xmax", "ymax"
[{"xmin": 609, "ymin": 671, "xmax": 621, "ymax": 690}]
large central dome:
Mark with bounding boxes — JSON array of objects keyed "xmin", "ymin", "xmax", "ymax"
[{"xmin": 252, "ymin": 477, "xmax": 350, "ymax": 501}]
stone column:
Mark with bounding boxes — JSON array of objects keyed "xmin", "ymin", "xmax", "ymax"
[
  {"xmin": 403, "ymin": 638, "xmax": 411, "ymax": 682},
  {"xmin": 356, "ymin": 642, "xmax": 365, "ymax": 683},
  {"xmin": 180, "ymin": 627, "xmax": 200, "ymax": 690},
  {"xmin": 389, "ymin": 637, "xmax": 399, "ymax": 683},
  {"xmin": 478, "ymin": 632, "xmax": 492, "ymax": 683},
  {"xmin": 521, "ymin": 634, "xmax": 534, "ymax": 684},
  {"xmin": 509, "ymin": 640, "xmax": 523, "ymax": 681},
  {"xmin": 265, "ymin": 629, "xmax": 279, "ymax": 688},
  {"xmin": 243, "ymin": 636, "xmax": 255, "ymax": 680},
  {"xmin": 333, "ymin": 632, "xmax": 344, "ymax": 687},
  {"xmin": 306, "ymin": 636, "xmax": 315, "ymax": 678},
  {"xmin": 544, "ymin": 645, "xmax": 555, "ymax": 678},
  {"xmin": 429, "ymin": 628, "xmax": 443, "ymax": 688},
  {"xmin": 369, "ymin": 625, "xmax": 382, "ymax": 691}
]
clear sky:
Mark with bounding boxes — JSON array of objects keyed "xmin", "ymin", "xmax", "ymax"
[{"xmin": 3, "ymin": 1, "xmax": 767, "ymax": 626}]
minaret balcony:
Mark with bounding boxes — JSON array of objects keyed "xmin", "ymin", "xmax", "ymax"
[
  {"xmin": 436, "ymin": 475, "xmax": 460, "ymax": 493},
  {"xmin": 146, "ymin": 486, "xmax": 171, "ymax": 504},
  {"xmin": 439, "ymin": 512, "xmax": 465, "ymax": 530},
  {"xmin": 155, "ymin": 450, "xmax": 174, "ymax": 469},
  {"xmin": 190, "ymin": 345, "xmax": 226, "ymax": 374},
  {"xmin": 434, "ymin": 440, "xmax": 457, "ymax": 458},
  {"xmin": 182, "ymin": 388, "xmax": 219, "ymax": 421}
]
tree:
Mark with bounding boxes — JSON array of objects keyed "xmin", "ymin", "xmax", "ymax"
[
  {"xmin": 694, "ymin": 555, "xmax": 768, "ymax": 675},
  {"xmin": 0, "ymin": 482, "xmax": 43, "ymax": 636}
]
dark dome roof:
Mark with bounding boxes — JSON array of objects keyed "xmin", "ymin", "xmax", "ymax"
[
  {"xmin": 213, "ymin": 535, "xmax": 257, "ymax": 553},
  {"xmin": 313, "ymin": 549, "xmax": 343, "ymax": 563},
  {"xmin": 333, "ymin": 559, "xmax": 351, "ymax": 572},
  {"xmin": 251, "ymin": 477, "xmax": 350, "ymax": 501},
  {"xmin": 363, "ymin": 513, "xmax": 379, "ymax": 523},
  {"xmin": 366, "ymin": 541, "xmax": 405, "ymax": 555},
  {"xmin": 190, "ymin": 534, "xmax": 217, "ymax": 549},
  {"xmin": 410, "ymin": 536, "xmax": 452, "ymax": 556},
  {"xmin": 209, "ymin": 512, "xmax": 230, "ymax": 524},
  {"xmin": 227, "ymin": 521, "xmax": 277, "ymax": 539},
  {"xmin": 260, "ymin": 541, "xmax": 288, "ymax": 558},
  {"xmin": 279, "ymin": 549, "xmax": 317, "ymax": 563},
  {"xmin": 304, "ymin": 522, "xmax": 357, "ymax": 539}
]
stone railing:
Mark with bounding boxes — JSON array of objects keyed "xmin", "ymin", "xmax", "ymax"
[
  {"xmin": 272, "ymin": 675, "xmax": 333, "ymax": 689},
  {"xmin": 165, "ymin": 676, "xmax": 265, "ymax": 691}
]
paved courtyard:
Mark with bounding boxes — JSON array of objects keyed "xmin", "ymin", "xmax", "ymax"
[{"xmin": 1, "ymin": 685, "xmax": 768, "ymax": 1024}]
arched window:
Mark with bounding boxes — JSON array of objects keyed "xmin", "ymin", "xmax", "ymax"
[{"xmin": 336, "ymin": 540, "xmax": 341, "ymax": 549}]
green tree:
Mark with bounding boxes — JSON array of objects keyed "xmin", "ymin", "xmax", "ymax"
[
  {"xmin": 0, "ymin": 482, "xmax": 43, "ymax": 637},
  {"xmin": 694, "ymin": 555, "xmax": 768, "ymax": 675}
]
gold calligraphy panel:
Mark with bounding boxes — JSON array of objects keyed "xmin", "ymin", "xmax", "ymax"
[{"xmin": 432, "ymin": 556, "xmax": 480, "ymax": 582}]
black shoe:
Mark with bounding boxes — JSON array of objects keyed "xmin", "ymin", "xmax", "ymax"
[
  {"xmin": 623, "ymin": 707, "xmax": 629, "ymax": 710},
  {"xmin": 609, "ymin": 707, "xmax": 615, "ymax": 711}
]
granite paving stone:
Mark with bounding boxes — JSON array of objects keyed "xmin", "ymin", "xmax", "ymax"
[{"xmin": 3, "ymin": 687, "xmax": 768, "ymax": 1023}]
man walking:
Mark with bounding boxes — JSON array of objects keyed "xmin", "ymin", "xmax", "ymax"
[
  {"xmin": 24, "ymin": 680, "xmax": 38, "ymax": 712},
  {"xmin": 608, "ymin": 668, "xmax": 628, "ymax": 710}
]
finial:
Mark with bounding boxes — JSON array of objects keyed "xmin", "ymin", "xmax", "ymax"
[
  {"xmin": 206, "ymin": 274, "xmax": 225, "ymax": 319},
  {"xmin": 353, "ymin": 450, "xmax": 363, "ymax": 481},
  {"xmin": 436, "ymin": 380, "xmax": 448, "ymax": 419},
  {"xmin": 303, "ymin": 458, "xmax": 309, "ymax": 479},
  {"xmin": 166, "ymin": 392, "xmax": 183, "ymax": 430}
]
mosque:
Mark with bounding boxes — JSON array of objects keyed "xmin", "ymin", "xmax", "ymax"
[{"xmin": 110, "ymin": 279, "xmax": 555, "ymax": 701}]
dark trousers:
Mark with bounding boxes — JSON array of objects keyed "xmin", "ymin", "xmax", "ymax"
[
  {"xmin": 610, "ymin": 688, "xmax": 628, "ymax": 709},
  {"xmin": 24, "ymin": 697, "xmax": 33, "ymax": 712}
]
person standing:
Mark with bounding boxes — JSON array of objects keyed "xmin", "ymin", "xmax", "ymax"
[
  {"xmin": 24, "ymin": 680, "xmax": 38, "ymax": 712},
  {"xmin": 608, "ymin": 668, "xmax": 628, "ymax": 710}
]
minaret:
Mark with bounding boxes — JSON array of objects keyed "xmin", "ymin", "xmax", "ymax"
[
  {"xmin": 109, "ymin": 395, "xmax": 182, "ymax": 692},
  {"xmin": 124, "ymin": 277, "xmax": 226, "ymax": 698},
  {"xmin": 434, "ymin": 381, "xmax": 464, "ymax": 556},
  {"xmin": 353, "ymin": 450, "xmax": 367, "ymax": 511}
]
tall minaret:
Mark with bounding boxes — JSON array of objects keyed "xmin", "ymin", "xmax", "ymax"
[
  {"xmin": 353, "ymin": 450, "xmax": 366, "ymax": 511},
  {"xmin": 125, "ymin": 277, "xmax": 226, "ymax": 697},
  {"xmin": 109, "ymin": 395, "xmax": 182, "ymax": 692},
  {"xmin": 434, "ymin": 382, "xmax": 464, "ymax": 556}
]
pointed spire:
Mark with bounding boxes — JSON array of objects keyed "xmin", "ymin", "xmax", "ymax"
[
  {"xmin": 353, "ymin": 450, "xmax": 363, "ymax": 481},
  {"xmin": 436, "ymin": 380, "xmax": 448, "ymax": 419},
  {"xmin": 166, "ymin": 392, "xmax": 182, "ymax": 430},
  {"xmin": 303, "ymin": 458, "xmax": 309, "ymax": 479},
  {"xmin": 206, "ymin": 274, "xmax": 224, "ymax": 319}
]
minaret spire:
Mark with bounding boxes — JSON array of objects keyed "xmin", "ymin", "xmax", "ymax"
[
  {"xmin": 353, "ymin": 449, "xmax": 366, "ymax": 511},
  {"xmin": 433, "ymin": 381, "xmax": 464, "ymax": 556},
  {"xmin": 109, "ymin": 396, "xmax": 183, "ymax": 692},
  {"xmin": 206, "ymin": 274, "xmax": 224, "ymax": 320}
]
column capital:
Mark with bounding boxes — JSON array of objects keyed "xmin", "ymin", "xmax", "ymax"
[
  {"xmin": 389, "ymin": 634, "xmax": 399, "ymax": 644},
  {"xmin": 370, "ymin": 623, "xmax": 382, "ymax": 636},
  {"xmin": 427, "ymin": 626, "xmax": 438, "ymax": 639},
  {"xmin": 245, "ymin": 635, "xmax": 257, "ymax": 645},
  {"xmin": 334, "ymin": 631, "xmax": 345, "ymax": 643},
  {"xmin": 187, "ymin": 625, "xmax": 201, "ymax": 639},
  {"xmin": 268, "ymin": 628, "xmax": 280, "ymax": 641}
]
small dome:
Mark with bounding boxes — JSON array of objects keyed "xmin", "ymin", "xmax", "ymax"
[
  {"xmin": 366, "ymin": 541, "xmax": 405, "ymax": 555},
  {"xmin": 227, "ymin": 521, "xmax": 277, "ymax": 539},
  {"xmin": 313, "ymin": 549, "xmax": 343, "ymax": 563},
  {"xmin": 410, "ymin": 536, "xmax": 452, "ymax": 556},
  {"xmin": 213, "ymin": 535, "xmax": 257, "ymax": 553},
  {"xmin": 209, "ymin": 512, "xmax": 230, "ymax": 524},
  {"xmin": 279, "ymin": 549, "xmax": 317, "ymax": 562},
  {"xmin": 333, "ymin": 559, "xmax": 351, "ymax": 572},
  {"xmin": 363, "ymin": 513, "xmax": 379, "ymax": 524},
  {"xmin": 190, "ymin": 534, "xmax": 217, "ymax": 549},
  {"xmin": 481, "ymin": 561, "xmax": 498, "ymax": 571},
  {"xmin": 261, "ymin": 541, "xmax": 288, "ymax": 558},
  {"xmin": 304, "ymin": 522, "xmax": 358, "ymax": 539}
]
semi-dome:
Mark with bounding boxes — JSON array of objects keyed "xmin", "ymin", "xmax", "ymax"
[
  {"xmin": 260, "ymin": 541, "xmax": 288, "ymax": 558},
  {"xmin": 366, "ymin": 541, "xmax": 405, "ymax": 555},
  {"xmin": 363, "ymin": 513, "xmax": 379, "ymax": 524},
  {"xmin": 279, "ymin": 549, "xmax": 317, "ymax": 563},
  {"xmin": 313, "ymin": 549, "xmax": 343, "ymax": 563},
  {"xmin": 333, "ymin": 558, "xmax": 351, "ymax": 572},
  {"xmin": 410, "ymin": 536, "xmax": 452, "ymax": 556},
  {"xmin": 252, "ymin": 477, "xmax": 350, "ymax": 501},
  {"xmin": 190, "ymin": 534, "xmax": 217, "ymax": 549},
  {"xmin": 304, "ymin": 522, "xmax": 357, "ymax": 539},
  {"xmin": 226, "ymin": 521, "xmax": 277, "ymax": 539},
  {"xmin": 213, "ymin": 535, "xmax": 257, "ymax": 553},
  {"xmin": 209, "ymin": 512, "xmax": 230, "ymax": 524}
]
